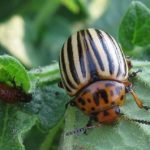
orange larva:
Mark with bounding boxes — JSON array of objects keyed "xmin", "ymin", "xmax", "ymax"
[{"xmin": 0, "ymin": 83, "xmax": 32, "ymax": 103}]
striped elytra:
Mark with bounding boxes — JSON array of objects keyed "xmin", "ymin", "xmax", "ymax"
[
  {"xmin": 59, "ymin": 28, "xmax": 128, "ymax": 96},
  {"xmin": 59, "ymin": 28, "xmax": 149, "ymax": 127}
]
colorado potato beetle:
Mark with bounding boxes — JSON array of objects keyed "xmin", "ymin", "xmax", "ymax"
[{"xmin": 59, "ymin": 28, "xmax": 150, "ymax": 135}]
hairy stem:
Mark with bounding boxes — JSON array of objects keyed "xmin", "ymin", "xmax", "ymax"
[{"xmin": 29, "ymin": 63, "xmax": 60, "ymax": 86}]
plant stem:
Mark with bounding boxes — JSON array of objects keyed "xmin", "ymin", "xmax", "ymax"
[
  {"xmin": 133, "ymin": 60, "xmax": 150, "ymax": 67},
  {"xmin": 29, "ymin": 63, "xmax": 60, "ymax": 86}
]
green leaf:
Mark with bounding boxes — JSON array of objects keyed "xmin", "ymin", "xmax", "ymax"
[
  {"xmin": 39, "ymin": 118, "xmax": 64, "ymax": 150},
  {"xmin": 0, "ymin": 55, "xmax": 30, "ymax": 92},
  {"xmin": 0, "ymin": 104, "xmax": 36, "ymax": 150},
  {"xmin": 0, "ymin": 60, "xmax": 67, "ymax": 149},
  {"xmin": 33, "ymin": 0, "xmax": 61, "ymax": 35},
  {"xmin": 37, "ymin": 16, "xmax": 72, "ymax": 64},
  {"xmin": 2, "ymin": 61, "xmax": 67, "ymax": 131},
  {"xmin": 19, "ymin": 84, "xmax": 68, "ymax": 130},
  {"xmin": 61, "ymin": 0, "xmax": 80, "ymax": 13},
  {"xmin": 61, "ymin": 60, "xmax": 150, "ymax": 150},
  {"xmin": 119, "ymin": 1, "xmax": 150, "ymax": 51},
  {"xmin": 0, "ymin": 0, "xmax": 24, "ymax": 21},
  {"xmin": 18, "ymin": 64, "xmax": 67, "ymax": 130}
]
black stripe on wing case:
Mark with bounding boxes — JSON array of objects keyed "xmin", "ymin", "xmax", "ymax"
[
  {"xmin": 59, "ymin": 60, "xmax": 71, "ymax": 92},
  {"xmin": 81, "ymin": 30, "xmax": 98, "ymax": 81},
  {"xmin": 77, "ymin": 32, "xmax": 86, "ymax": 78},
  {"xmin": 105, "ymin": 32, "xmax": 122, "ymax": 77},
  {"xmin": 96, "ymin": 30, "xmax": 115, "ymax": 75},
  {"xmin": 118, "ymin": 44, "xmax": 127, "ymax": 77},
  {"xmin": 61, "ymin": 45, "xmax": 76, "ymax": 89},
  {"xmin": 67, "ymin": 36, "xmax": 80, "ymax": 84},
  {"xmin": 86, "ymin": 30, "xmax": 105, "ymax": 71}
]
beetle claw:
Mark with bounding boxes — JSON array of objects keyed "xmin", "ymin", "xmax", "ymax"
[
  {"xmin": 65, "ymin": 100, "xmax": 76, "ymax": 109},
  {"xmin": 129, "ymin": 69, "xmax": 142, "ymax": 79}
]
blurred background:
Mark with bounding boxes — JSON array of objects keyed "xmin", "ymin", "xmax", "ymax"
[
  {"xmin": 0, "ymin": 0, "xmax": 150, "ymax": 69},
  {"xmin": 0, "ymin": 0, "xmax": 150, "ymax": 150}
]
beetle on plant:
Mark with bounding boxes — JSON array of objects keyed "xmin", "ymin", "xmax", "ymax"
[{"xmin": 59, "ymin": 28, "xmax": 150, "ymax": 135}]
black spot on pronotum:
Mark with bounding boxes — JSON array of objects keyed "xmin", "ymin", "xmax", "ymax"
[
  {"xmin": 87, "ymin": 99, "xmax": 91, "ymax": 103},
  {"xmin": 103, "ymin": 110, "xmax": 109, "ymax": 116},
  {"xmin": 111, "ymin": 101, "xmax": 115, "ymax": 105},
  {"xmin": 81, "ymin": 107, "xmax": 86, "ymax": 111},
  {"xmin": 91, "ymin": 107, "xmax": 95, "ymax": 111},
  {"xmin": 99, "ymin": 89, "xmax": 108, "ymax": 103},
  {"xmin": 93, "ymin": 92, "xmax": 100, "ymax": 105},
  {"xmin": 78, "ymin": 98, "xmax": 86, "ymax": 105},
  {"xmin": 120, "ymin": 95, "xmax": 124, "ymax": 100}
]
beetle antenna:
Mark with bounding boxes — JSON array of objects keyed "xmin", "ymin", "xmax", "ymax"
[
  {"xmin": 65, "ymin": 124, "xmax": 101, "ymax": 136},
  {"xmin": 65, "ymin": 116, "xmax": 150, "ymax": 136},
  {"xmin": 129, "ymin": 69, "xmax": 142, "ymax": 78},
  {"xmin": 129, "ymin": 89, "xmax": 150, "ymax": 110},
  {"xmin": 122, "ymin": 115, "xmax": 150, "ymax": 125},
  {"xmin": 129, "ymin": 118, "xmax": 150, "ymax": 125}
]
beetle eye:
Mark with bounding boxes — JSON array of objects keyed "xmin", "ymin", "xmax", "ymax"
[{"xmin": 114, "ymin": 106, "xmax": 120, "ymax": 115}]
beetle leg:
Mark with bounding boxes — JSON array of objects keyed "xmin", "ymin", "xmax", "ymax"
[
  {"xmin": 126, "ymin": 57, "xmax": 133, "ymax": 70},
  {"xmin": 130, "ymin": 89, "xmax": 150, "ymax": 110},
  {"xmin": 58, "ymin": 81, "xmax": 64, "ymax": 88},
  {"xmin": 128, "ymin": 69, "xmax": 142, "ymax": 79},
  {"xmin": 84, "ymin": 116, "xmax": 95, "ymax": 135},
  {"xmin": 129, "ymin": 89, "xmax": 143, "ymax": 108},
  {"xmin": 65, "ymin": 126, "xmax": 87, "ymax": 136},
  {"xmin": 65, "ymin": 117, "xmax": 101, "ymax": 136},
  {"xmin": 86, "ymin": 116, "xmax": 94, "ymax": 127},
  {"xmin": 65, "ymin": 100, "xmax": 76, "ymax": 109},
  {"xmin": 126, "ymin": 87, "xmax": 150, "ymax": 110}
]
